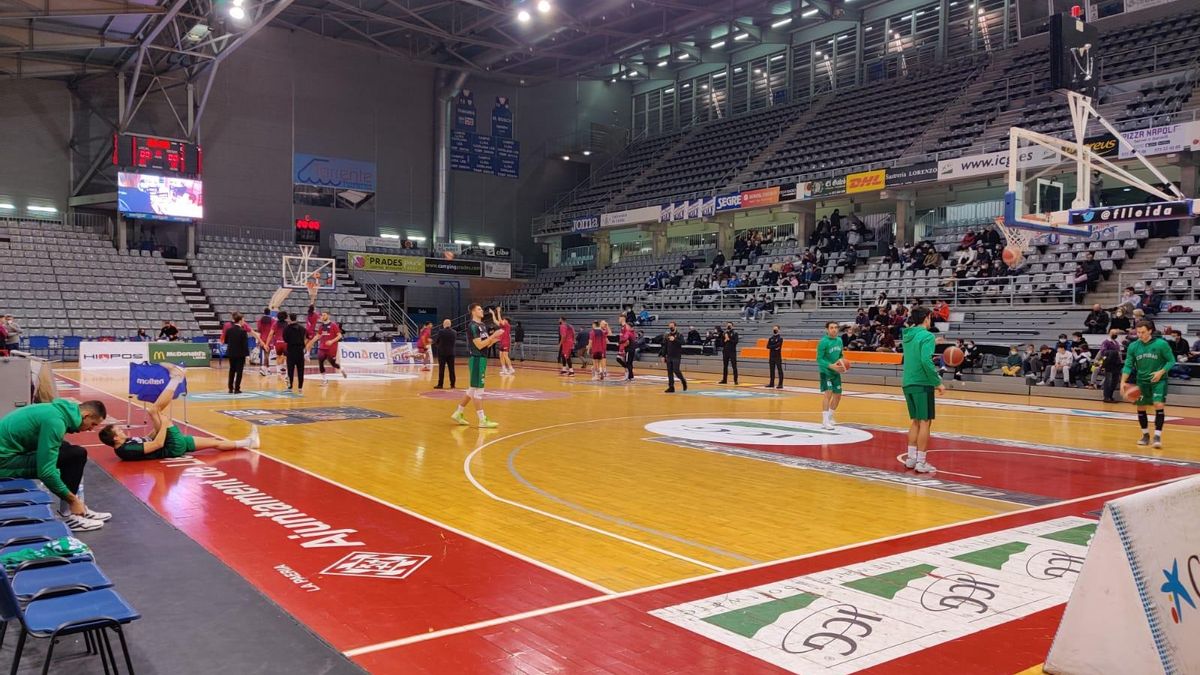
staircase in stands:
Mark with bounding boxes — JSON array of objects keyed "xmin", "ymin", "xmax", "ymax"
[
  {"xmin": 1088, "ymin": 236, "xmax": 1175, "ymax": 306},
  {"xmin": 725, "ymin": 96, "xmax": 835, "ymax": 188},
  {"xmin": 165, "ymin": 258, "xmax": 221, "ymax": 334},
  {"xmin": 609, "ymin": 125, "xmax": 703, "ymax": 205},
  {"xmin": 336, "ymin": 270, "xmax": 397, "ymax": 335}
]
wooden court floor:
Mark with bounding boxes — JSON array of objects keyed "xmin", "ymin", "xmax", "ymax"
[{"xmin": 61, "ymin": 360, "xmax": 1200, "ymax": 673}]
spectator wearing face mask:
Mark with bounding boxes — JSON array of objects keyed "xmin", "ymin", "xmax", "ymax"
[
  {"xmin": 1001, "ymin": 346, "xmax": 1023, "ymax": 376},
  {"xmin": 1039, "ymin": 344, "xmax": 1075, "ymax": 387}
]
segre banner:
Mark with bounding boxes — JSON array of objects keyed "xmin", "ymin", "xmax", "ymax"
[
  {"xmin": 337, "ymin": 342, "xmax": 391, "ymax": 367},
  {"xmin": 80, "ymin": 342, "xmax": 149, "ymax": 370}
]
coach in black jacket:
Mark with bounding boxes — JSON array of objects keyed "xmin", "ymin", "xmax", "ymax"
[
  {"xmin": 223, "ymin": 313, "xmax": 251, "ymax": 395},
  {"xmin": 434, "ymin": 319, "xmax": 457, "ymax": 389},
  {"xmin": 658, "ymin": 322, "xmax": 687, "ymax": 393},
  {"xmin": 766, "ymin": 325, "xmax": 784, "ymax": 388},
  {"xmin": 718, "ymin": 322, "xmax": 739, "ymax": 385}
]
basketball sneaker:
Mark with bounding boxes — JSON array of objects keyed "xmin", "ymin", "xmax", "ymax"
[
  {"xmin": 479, "ymin": 417, "xmax": 499, "ymax": 429},
  {"xmin": 84, "ymin": 509, "xmax": 112, "ymax": 522},
  {"xmin": 451, "ymin": 411, "xmax": 469, "ymax": 426},
  {"xmin": 62, "ymin": 514, "xmax": 103, "ymax": 532},
  {"xmin": 1137, "ymin": 434, "xmax": 1151, "ymax": 446},
  {"xmin": 342, "ymin": 369, "xmax": 348, "ymax": 379},
  {"xmin": 247, "ymin": 426, "xmax": 261, "ymax": 450},
  {"xmin": 903, "ymin": 453, "xmax": 918, "ymax": 469},
  {"xmin": 1153, "ymin": 434, "xmax": 1163, "ymax": 449},
  {"xmin": 915, "ymin": 461, "xmax": 937, "ymax": 474}
]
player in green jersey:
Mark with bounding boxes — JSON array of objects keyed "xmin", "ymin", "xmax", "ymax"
[
  {"xmin": 99, "ymin": 364, "xmax": 259, "ymax": 460},
  {"xmin": 1120, "ymin": 319, "xmax": 1175, "ymax": 448},
  {"xmin": 900, "ymin": 307, "xmax": 944, "ymax": 473},
  {"xmin": 816, "ymin": 321, "xmax": 845, "ymax": 429},
  {"xmin": 452, "ymin": 303, "xmax": 502, "ymax": 429}
]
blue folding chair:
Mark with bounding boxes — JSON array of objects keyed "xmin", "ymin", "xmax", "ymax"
[
  {"xmin": 0, "ymin": 521, "xmax": 70, "ymax": 549},
  {"xmin": 27, "ymin": 337, "xmax": 51, "ymax": 359},
  {"xmin": 60, "ymin": 336, "xmax": 83, "ymax": 361},
  {"xmin": 0, "ymin": 492, "xmax": 53, "ymax": 507},
  {"xmin": 0, "ymin": 561, "xmax": 139, "ymax": 674},
  {"xmin": 0, "ymin": 506, "xmax": 55, "ymax": 524},
  {"xmin": 0, "ymin": 479, "xmax": 42, "ymax": 493},
  {"xmin": 10, "ymin": 559, "xmax": 113, "ymax": 602}
]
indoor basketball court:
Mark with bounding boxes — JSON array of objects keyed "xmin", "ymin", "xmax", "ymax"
[{"xmin": 56, "ymin": 360, "xmax": 1200, "ymax": 673}]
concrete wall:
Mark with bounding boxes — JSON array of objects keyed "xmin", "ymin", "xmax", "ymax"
[{"xmin": 0, "ymin": 79, "xmax": 71, "ymax": 214}]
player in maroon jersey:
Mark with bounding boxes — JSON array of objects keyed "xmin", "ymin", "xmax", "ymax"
[
  {"xmin": 314, "ymin": 312, "xmax": 348, "ymax": 383},
  {"xmin": 256, "ymin": 308, "xmax": 277, "ymax": 376},
  {"xmin": 492, "ymin": 307, "xmax": 515, "ymax": 376}
]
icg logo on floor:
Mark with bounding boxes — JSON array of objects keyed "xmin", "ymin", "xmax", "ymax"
[{"xmin": 645, "ymin": 418, "xmax": 872, "ymax": 446}]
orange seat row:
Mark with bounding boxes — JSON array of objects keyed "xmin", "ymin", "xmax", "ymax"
[{"xmin": 739, "ymin": 339, "xmax": 902, "ymax": 365}]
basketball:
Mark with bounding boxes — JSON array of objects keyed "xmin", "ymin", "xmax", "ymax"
[
  {"xmin": 833, "ymin": 358, "xmax": 850, "ymax": 373},
  {"xmin": 1002, "ymin": 245, "xmax": 1023, "ymax": 268},
  {"xmin": 1121, "ymin": 382, "xmax": 1142, "ymax": 403},
  {"xmin": 943, "ymin": 346, "xmax": 965, "ymax": 367}
]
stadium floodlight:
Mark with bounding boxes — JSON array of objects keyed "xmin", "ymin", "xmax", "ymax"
[
  {"xmin": 710, "ymin": 39, "xmax": 725, "ymax": 49},
  {"xmin": 657, "ymin": 60, "xmax": 668, "ymax": 67},
  {"xmin": 801, "ymin": 8, "xmax": 819, "ymax": 16},
  {"xmin": 561, "ymin": 155, "xmax": 570, "ymax": 161},
  {"xmin": 454, "ymin": 239, "xmax": 473, "ymax": 245},
  {"xmin": 478, "ymin": 242, "xmax": 495, "ymax": 247},
  {"xmin": 517, "ymin": 9, "xmax": 531, "ymax": 22},
  {"xmin": 0, "ymin": 203, "xmax": 13, "ymax": 210},
  {"xmin": 228, "ymin": 4, "xmax": 245, "ymax": 20},
  {"xmin": 677, "ymin": 53, "xmax": 689, "ymax": 60},
  {"xmin": 537, "ymin": 0, "xmax": 551, "ymax": 12},
  {"xmin": 733, "ymin": 33, "xmax": 749, "ymax": 41},
  {"xmin": 771, "ymin": 17, "xmax": 792, "ymax": 28},
  {"xmin": 408, "ymin": 235, "xmax": 427, "ymax": 242},
  {"xmin": 379, "ymin": 233, "xmax": 401, "ymax": 239},
  {"xmin": 28, "ymin": 206, "xmax": 57, "ymax": 213},
  {"xmin": 583, "ymin": 150, "xmax": 592, "ymax": 156}
]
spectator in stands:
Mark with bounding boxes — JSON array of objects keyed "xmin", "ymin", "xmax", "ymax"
[
  {"xmin": 0, "ymin": 321, "xmax": 7, "ymax": 355},
  {"xmin": 680, "ymin": 255, "xmax": 695, "ymax": 275},
  {"xmin": 1117, "ymin": 287, "xmax": 1141, "ymax": 313},
  {"xmin": 884, "ymin": 244, "xmax": 901, "ymax": 265},
  {"xmin": 1190, "ymin": 335, "xmax": 1200, "ymax": 363},
  {"xmin": 636, "ymin": 308, "xmax": 655, "ymax": 326},
  {"xmin": 922, "ymin": 246, "xmax": 942, "ymax": 272},
  {"xmin": 877, "ymin": 328, "xmax": 897, "ymax": 352},
  {"xmin": 686, "ymin": 326, "xmax": 701, "ymax": 346},
  {"xmin": 623, "ymin": 307, "xmax": 636, "ymax": 327},
  {"xmin": 158, "ymin": 320, "xmax": 180, "ymax": 341},
  {"xmin": 1167, "ymin": 330, "xmax": 1191, "ymax": 379},
  {"xmin": 933, "ymin": 300, "xmax": 951, "ymax": 323},
  {"xmin": 761, "ymin": 296, "xmax": 775, "ymax": 320},
  {"xmin": 133, "ymin": 328, "xmax": 149, "ymax": 342},
  {"xmin": 1110, "ymin": 307, "xmax": 1131, "ymax": 332},
  {"xmin": 1001, "ymin": 347, "xmax": 1024, "ymax": 376},
  {"xmin": 711, "ymin": 251, "xmax": 725, "ymax": 271},
  {"xmin": 2, "ymin": 315, "xmax": 19, "ymax": 353},
  {"xmin": 980, "ymin": 224, "xmax": 1002, "ymax": 251},
  {"xmin": 726, "ymin": 275, "xmax": 740, "ymax": 289},
  {"xmin": 961, "ymin": 230, "xmax": 977, "ymax": 248},
  {"xmin": 740, "ymin": 296, "xmax": 757, "ymax": 321},
  {"xmin": 1071, "ymin": 263, "xmax": 1090, "ymax": 299},
  {"xmin": 1040, "ymin": 344, "xmax": 1075, "ymax": 386},
  {"xmin": 1083, "ymin": 252, "xmax": 1103, "ymax": 287},
  {"xmin": 1073, "ymin": 332, "xmax": 1089, "ymax": 353},
  {"xmin": 1024, "ymin": 345, "xmax": 1045, "ymax": 382},
  {"xmin": 644, "ymin": 274, "xmax": 660, "ymax": 291},
  {"xmin": 953, "ymin": 245, "xmax": 976, "ymax": 271},
  {"xmin": 1099, "ymin": 330, "xmax": 1123, "ymax": 401},
  {"xmin": 1071, "ymin": 346, "xmax": 1093, "ymax": 387},
  {"xmin": 1084, "ymin": 304, "xmax": 1110, "ymax": 334},
  {"xmin": 1144, "ymin": 288, "xmax": 1164, "ymax": 316},
  {"xmin": 855, "ymin": 308, "xmax": 870, "ymax": 327}
]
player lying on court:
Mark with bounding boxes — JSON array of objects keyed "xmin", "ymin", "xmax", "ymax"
[{"xmin": 99, "ymin": 364, "xmax": 261, "ymax": 460}]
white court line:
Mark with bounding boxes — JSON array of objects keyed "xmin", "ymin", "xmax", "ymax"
[
  {"xmin": 463, "ymin": 418, "xmax": 729, "ymax": 574},
  {"xmin": 343, "ymin": 474, "xmax": 1188, "ymax": 658},
  {"xmin": 59, "ymin": 374, "xmax": 615, "ymax": 596}
]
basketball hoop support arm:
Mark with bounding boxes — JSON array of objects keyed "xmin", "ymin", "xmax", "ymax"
[{"xmin": 1007, "ymin": 91, "xmax": 1184, "ymax": 215}]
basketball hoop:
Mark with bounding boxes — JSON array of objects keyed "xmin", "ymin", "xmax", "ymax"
[{"xmin": 995, "ymin": 216, "xmax": 1033, "ymax": 269}]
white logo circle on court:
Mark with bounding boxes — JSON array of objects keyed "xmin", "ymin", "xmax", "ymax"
[{"xmin": 645, "ymin": 418, "xmax": 872, "ymax": 446}]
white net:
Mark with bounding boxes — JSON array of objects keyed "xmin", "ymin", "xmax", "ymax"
[{"xmin": 994, "ymin": 216, "xmax": 1033, "ymax": 252}]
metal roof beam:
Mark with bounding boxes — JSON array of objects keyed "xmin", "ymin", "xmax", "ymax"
[
  {"xmin": 0, "ymin": 0, "xmax": 166, "ymax": 20},
  {"xmin": 0, "ymin": 23, "xmax": 138, "ymax": 52}
]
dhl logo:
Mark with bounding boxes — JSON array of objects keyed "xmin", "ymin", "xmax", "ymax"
[{"xmin": 846, "ymin": 170, "xmax": 885, "ymax": 193}]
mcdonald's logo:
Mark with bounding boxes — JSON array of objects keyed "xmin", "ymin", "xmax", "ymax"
[{"xmin": 846, "ymin": 169, "xmax": 885, "ymax": 194}]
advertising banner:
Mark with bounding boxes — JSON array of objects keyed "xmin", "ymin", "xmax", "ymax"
[
  {"xmin": 337, "ymin": 342, "xmax": 392, "ymax": 367},
  {"xmin": 699, "ymin": 195, "xmax": 716, "ymax": 217},
  {"xmin": 80, "ymin": 342, "xmax": 150, "ymax": 370},
  {"xmin": 571, "ymin": 215, "xmax": 600, "ymax": 233},
  {"xmin": 1084, "ymin": 133, "xmax": 1119, "ymax": 157},
  {"xmin": 801, "ymin": 175, "xmax": 846, "ymax": 199},
  {"xmin": 885, "ymin": 162, "xmax": 938, "ymax": 187},
  {"xmin": 347, "ymin": 253, "xmax": 426, "ymax": 275},
  {"xmin": 601, "ymin": 205, "xmax": 662, "ymax": 228},
  {"xmin": 1118, "ymin": 120, "xmax": 1200, "ymax": 159},
  {"xmin": 424, "ymin": 258, "xmax": 482, "ymax": 277},
  {"xmin": 937, "ymin": 147, "xmax": 1059, "ymax": 181},
  {"xmin": 715, "ymin": 193, "xmax": 742, "ymax": 211},
  {"xmin": 846, "ymin": 169, "xmax": 886, "ymax": 194},
  {"xmin": 483, "ymin": 261, "xmax": 512, "ymax": 279},
  {"xmin": 390, "ymin": 340, "xmax": 419, "ymax": 365},
  {"xmin": 128, "ymin": 362, "xmax": 188, "ymax": 402},
  {"xmin": 1067, "ymin": 200, "xmax": 1196, "ymax": 226},
  {"xmin": 740, "ymin": 186, "xmax": 780, "ymax": 209},
  {"xmin": 293, "ymin": 154, "xmax": 377, "ymax": 192},
  {"xmin": 1029, "ymin": 220, "xmax": 1136, "ymax": 247},
  {"xmin": 149, "ymin": 342, "xmax": 211, "ymax": 368}
]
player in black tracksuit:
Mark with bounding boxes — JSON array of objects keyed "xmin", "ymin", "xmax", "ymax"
[
  {"xmin": 767, "ymin": 326, "xmax": 784, "ymax": 388},
  {"xmin": 718, "ymin": 323, "xmax": 739, "ymax": 385},
  {"xmin": 659, "ymin": 322, "xmax": 687, "ymax": 393},
  {"xmin": 282, "ymin": 313, "xmax": 310, "ymax": 392}
]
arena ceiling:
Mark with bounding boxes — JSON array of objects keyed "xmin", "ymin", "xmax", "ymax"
[{"xmin": 0, "ymin": 0, "xmax": 867, "ymax": 82}]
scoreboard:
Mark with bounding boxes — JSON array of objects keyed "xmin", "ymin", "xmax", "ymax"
[
  {"xmin": 295, "ymin": 216, "xmax": 321, "ymax": 245},
  {"xmin": 113, "ymin": 134, "xmax": 201, "ymax": 175}
]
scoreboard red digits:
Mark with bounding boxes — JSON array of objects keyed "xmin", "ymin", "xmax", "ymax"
[
  {"xmin": 113, "ymin": 134, "xmax": 201, "ymax": 175},
  {"xmin": 295, "ymin": 216, "xmax": 321, "ymax": 245}
]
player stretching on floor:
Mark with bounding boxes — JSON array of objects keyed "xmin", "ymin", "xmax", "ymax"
[
  {"xmin": 492, "ymin": 308, "xmax": 516, "ymax": 376},
  {"xmin": 816, "ymin": 321, "xmax": 844, "ymax": 430},
  {"xmin": 452, "ymin": 304, "xmax": 501, "ymax": 428},
  {"xmin": 315, "ymin": 312, "xmax": 349, "ymax": 384},
  {"xmin": 900, "ymin": 307, "xmax": 942, "ymax": 473},
  {"xmin": 1122, "ymin": 319, "xmax": 1174, "ymax": 448},
  {"xmin": 100, "ymin": 364, "xmax": 260, "ymax": 460}
]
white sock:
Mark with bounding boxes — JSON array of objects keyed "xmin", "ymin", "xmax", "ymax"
[
  {"xmin": 916, "ymin": 451, "xmax": 927, "ymax": 463},
  {"xmin": 235, "ymin": 438, "xmax": 251, "ymax": 448},
  {"xmin": 454, "ymin": 405, "xmax": 464, "ymax": 416},
  {"xmin": 907, "ymin": 445, "xmax": 917, "ymax": 460},
  {"xmin": 477, "ymin": 410, "xmax": 486, "ymax": 421}
]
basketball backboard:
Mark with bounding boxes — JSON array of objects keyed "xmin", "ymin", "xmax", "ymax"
[{"xmin": 283, "ymin": 251, "xmax": 336, "ymax": 290}]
